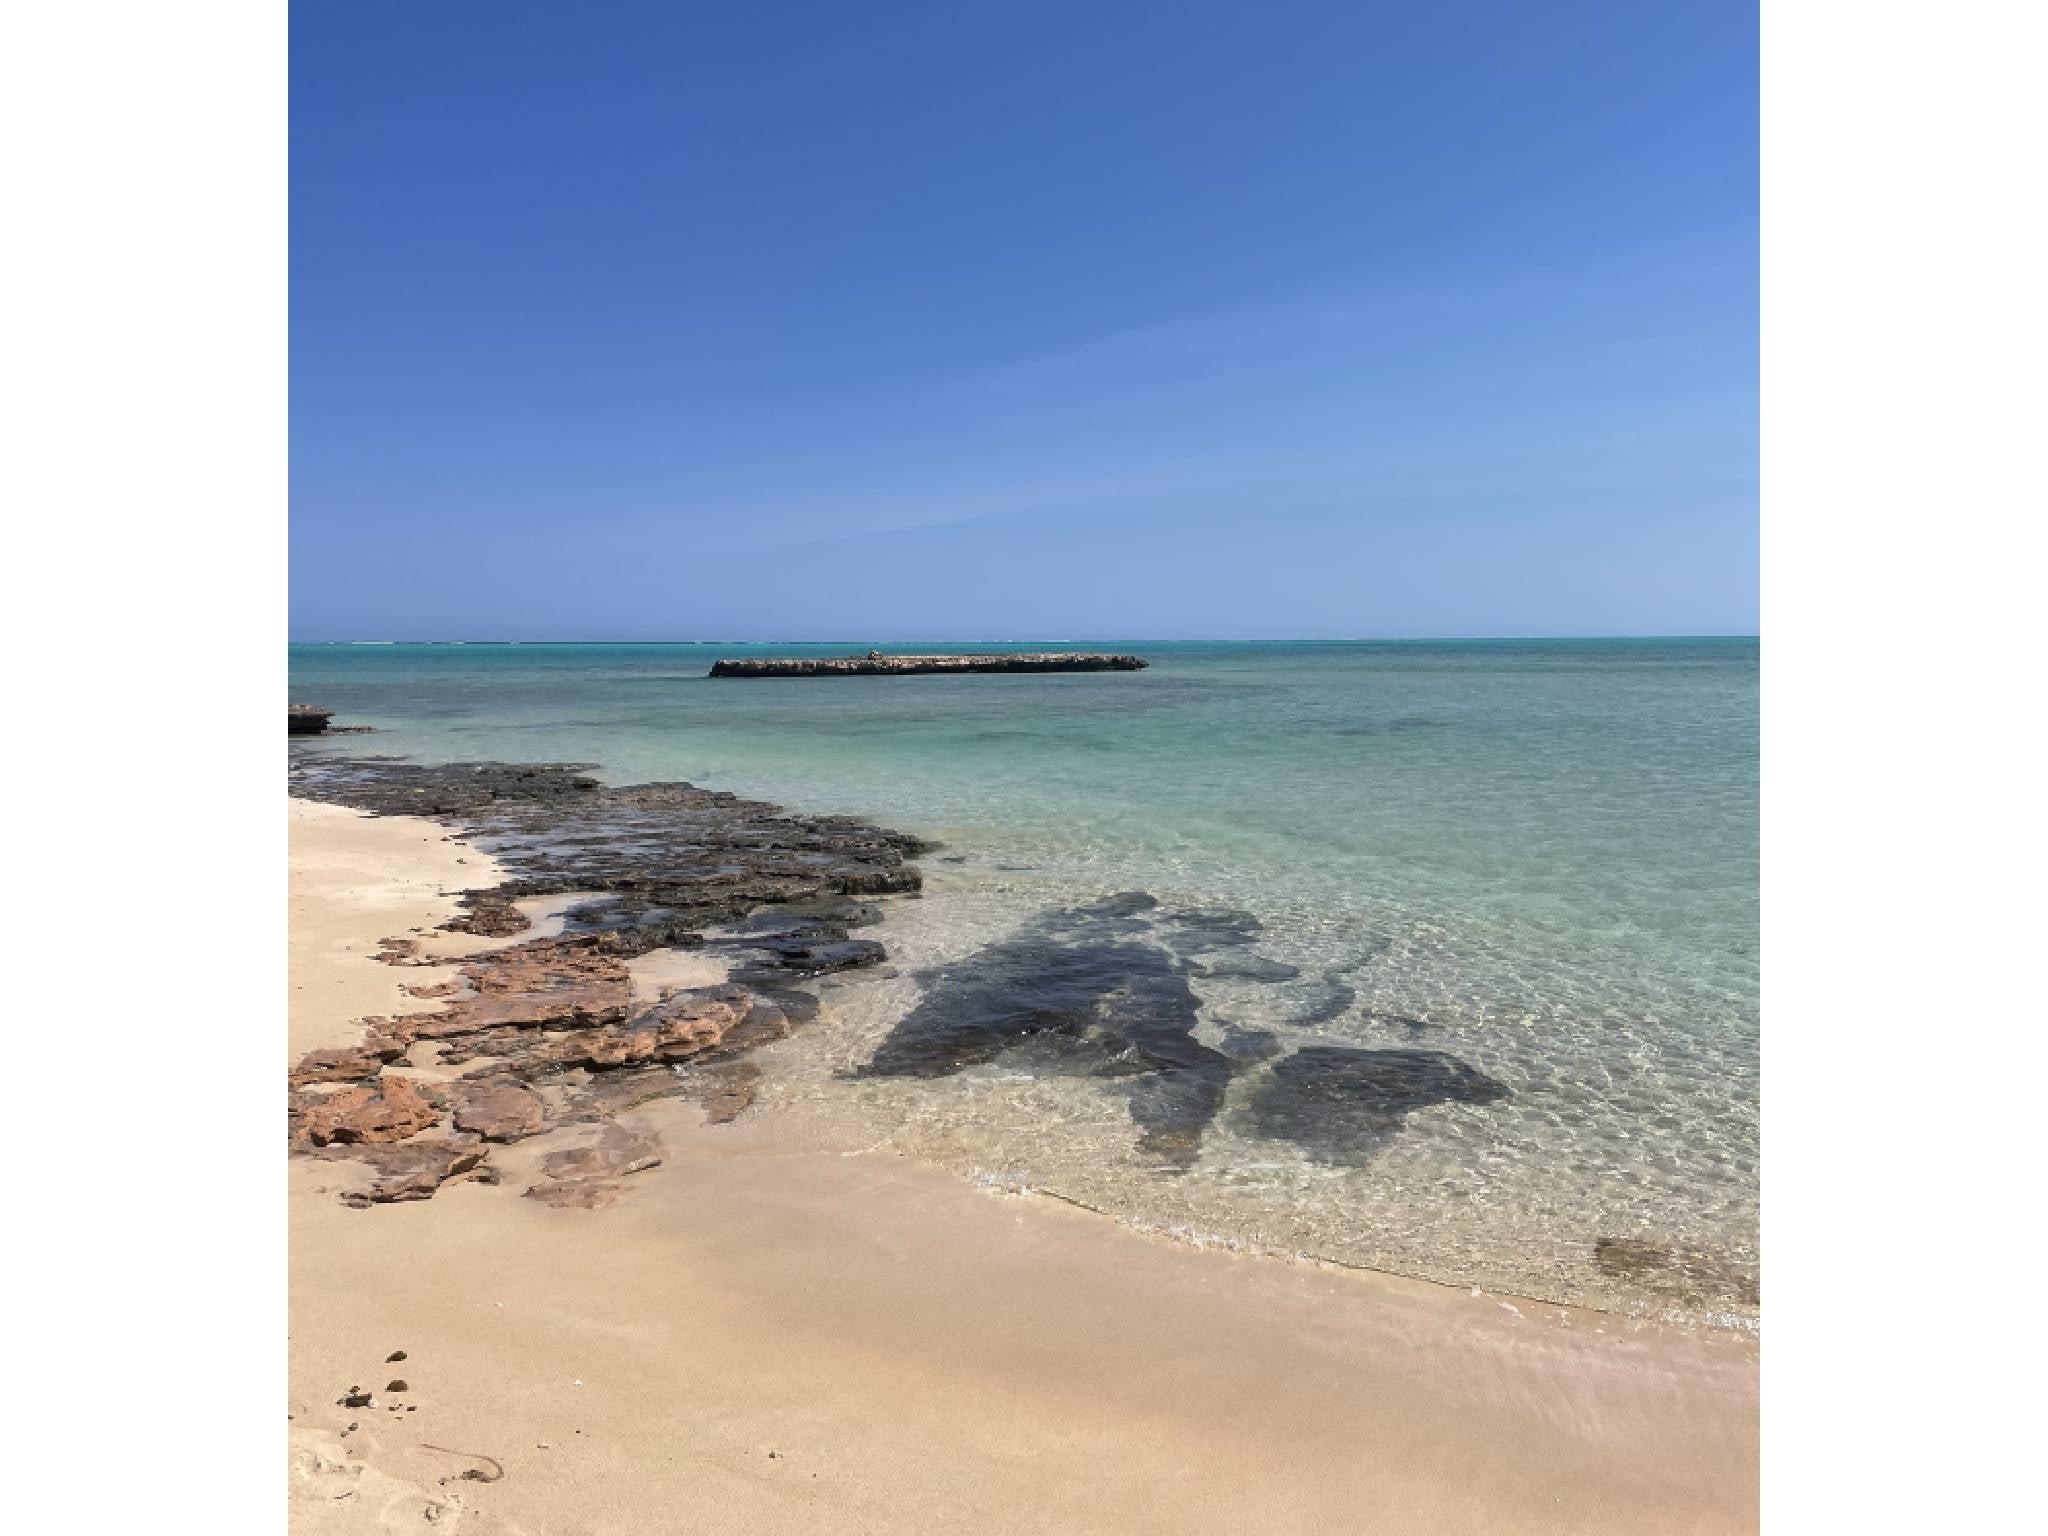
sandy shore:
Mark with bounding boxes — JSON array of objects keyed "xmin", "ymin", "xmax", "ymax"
[{"xmin": 288, "ymin": 798, "xmax": 1758, "ymax": 1535}]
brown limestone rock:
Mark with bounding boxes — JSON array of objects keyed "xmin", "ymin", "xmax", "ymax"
[
  {"xmin": 698, "ymin": 1061, "xmax": 762, "ymax": 1124},
  {"xmin": 539, "ymin": 1124, "xmax": 662, "ymax": 1182},
  {"xmin": 563, "ymin": 1065, "xmax": 695, "ymax": 1120},
  {"xmin": 448, "ymin": 1078, "xmax": 546, "ymax": 1141},
  {"xmin": 373, "ymin": 937, "xmax": 435, "ymax": 968},
  {"xmin": 546, "ymin": 987, "xmax": 745, "ymax": 1071},
  {"xmin": 297, "ymin": 1075, "xmax": 440, "ymax": 1146},
  {"xmin": 442, "ymin": 890, "xmax": 528, "ymax": 937},
  {"xmin": 402, "ymin": 980, "xmax": 464, "ymax": 1000},
  {"xmin": 289, "ymin": 1039, "xmax": 404, "ymax": 1086},
  {"xmin": 524, "ymin": 1180, "xmax": 622, "ymax": 1209},
  {"xmin": 367, "ymin": 937, "xmax": 638, "ymax": 1048},
  {"xmin": 337, "ymin": 1138, "xmax": 488, "ymax": 1205}
]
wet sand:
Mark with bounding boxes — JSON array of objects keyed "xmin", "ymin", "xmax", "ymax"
[{"xmin": 287, "ymin": 798, "xmax": 1758, "ymax": 1535}]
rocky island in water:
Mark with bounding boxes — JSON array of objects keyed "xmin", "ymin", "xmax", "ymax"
[{"xmin": 708, "ymin": 651, "xmax": 1148, "ymax": 677}]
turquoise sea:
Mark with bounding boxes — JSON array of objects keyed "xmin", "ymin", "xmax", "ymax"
[{"xmin": 290, "ymin": 639, "xmax": 1758, "ymax": 1321}]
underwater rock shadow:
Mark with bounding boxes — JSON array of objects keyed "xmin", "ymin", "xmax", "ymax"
[
  {"xmin": 851, "ymin": 893, "xmax": 1233, "ymax": 1169},
  {"xmin": 852, "ymin": 893, "xmax": 1513, "ymax": 1175},
  {"xmin": 1243, "ymin": 1046, "xmax": 1511, "ymax": 1167}
]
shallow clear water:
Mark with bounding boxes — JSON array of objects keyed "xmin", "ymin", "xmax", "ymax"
[{"xmin": 291, "ymin": 639, "xmax": 1758, "ymax": 1319}]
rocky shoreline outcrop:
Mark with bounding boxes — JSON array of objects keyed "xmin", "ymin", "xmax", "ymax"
[
  {"xmin": 287, "ymin": 755, "xmax": 928, "ymax": 1207},
  {"xmin": 708, "ymin": 652, "xmax": 1148, "ymax": 677},
  {"xmin": 284, "ymin": 752, "xmax": 1755, "ymax": 1315},
  {"xmin": 285, "ymin": 754, "xmax": 1515, "ymax": 1208}
]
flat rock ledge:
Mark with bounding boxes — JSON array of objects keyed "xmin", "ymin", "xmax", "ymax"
[
  {"xmin": 288, "ymin": 755, "xmax": 923, "ymax": 1207},
  {"xmin": 709, "ymin": 652, "xmax": 1147, "ymax": 677}
]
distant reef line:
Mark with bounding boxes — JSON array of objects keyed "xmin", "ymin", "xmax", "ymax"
[{"xmin": 708, "ymin": 652, "xmax": 1148, "ymax": 678}]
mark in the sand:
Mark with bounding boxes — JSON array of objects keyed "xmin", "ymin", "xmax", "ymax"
[{"xmin": 421, "ymin": 1445, "xmax": 505, "ymax": 1484}]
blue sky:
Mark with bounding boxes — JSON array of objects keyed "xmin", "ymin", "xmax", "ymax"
[{"xmin": 291, "ymin": 1, "xmax": 1756, "ymax": 641}]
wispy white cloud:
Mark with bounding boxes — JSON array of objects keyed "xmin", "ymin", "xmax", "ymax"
[
  {"xmin": 934, "ymin": 225, "xmax": 1756, "ymax": 406},
  {"xmin": 616, "ymin": 385, "xmax": 1753, "ymax": 555},
  {"xmin": 585, "ymin": 227, "xmax": 1756, "ymax": 556}
]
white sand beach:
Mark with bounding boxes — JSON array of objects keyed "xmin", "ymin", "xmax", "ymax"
[{"xmin": 288, "ymin": 798, "xmax": 1758, "ymax": 1535}]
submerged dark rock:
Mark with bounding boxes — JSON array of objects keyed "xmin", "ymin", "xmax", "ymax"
[
  {"xmin": 291, "ymin": 757, "xmax": 924, "ymax": 967},
  {"xmin": 711, "ymin": 897, "xmax": 886, "ymax": 935},
  {"xmin": 1074, "ymin": 891, "xmax": 1160, "ymax": 920},
  {"xmin": 693, "ymin": 1060, "xmax": 764, "ymax": 1124},
  {"xmin": 1193, "ymin": 953, "xmax": 1302, "ymax": 983},
  {"xmin": 856, "ymin": 894, "xmax": 1232, "ymax": 1168},
  {"xmin": 1160, "ymin": 907, "xmax": 1263, "ymax": 954},
  {"xmin": 1280, "ymin": 948, "xmax": 1389, "ymax": 1027},
  {"xmin": 1217, "ymin": 1025, "xmax": 1284, "ymax": 1062},
  {"xmin": 727, "ymin": 936, "xmax": 887, "ymax": 984},
  {"xmin": 293, "ymin": 759, "xmax": 605, "ymax": 815},
  {"xmin": 288, "ymin": 756, "xmax": 1510, "ymax": 1211},
  {"xmin": 851, "ymin": 890, "xmax": 1462, "ymax": 1170},
  {"xmin": 1283, "ymin": 976, "xmax": 1358, "ymax": 1028},
  {"xmin": 1245, "ymin": 1046, "xmax": 1510, "ymax": 1166},
  {"xmin": 291, "ymin": 759, "xmax": 927, "ymax": 914},
  {"xmin": 1362, "ymin": 1010, "xmax": 1433, "ymax": 1040},
  {"xmin": 1593, "ymin": 1237, "xmax": 1760, "ymax": 1308}
]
